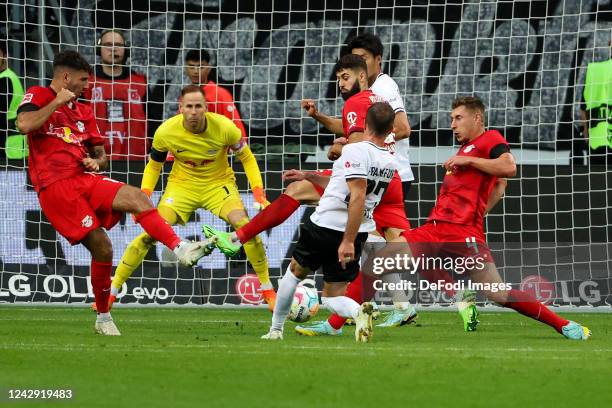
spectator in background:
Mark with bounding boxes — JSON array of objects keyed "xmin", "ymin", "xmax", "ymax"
[
  {"xmin": 83, "ymin": 29, "xmax": 149, "ymax": 161},
  {"xmin": 184, "ymin": 49, "xmax": 247, "ymax": 139},
  {"xmin": 0, "ymin": 39, "xmax": 27, "ymax": 159},
  {"xmin": 581, "ymin": 40, "xmax": 612, "ymax": 165}
]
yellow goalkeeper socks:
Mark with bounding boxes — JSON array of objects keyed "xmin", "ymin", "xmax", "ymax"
[
  {"xmin": 112, "ymin": 232, "xmax": 154, "ymax": 293},
  {"xmin": 242, "ymin": 235, "xmax": 272, "ymax": 290}
]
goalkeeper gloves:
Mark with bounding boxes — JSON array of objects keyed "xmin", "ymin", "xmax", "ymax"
[{"xmin": 252, "ymin": 186, "xmax": 270, "ymax": 210}]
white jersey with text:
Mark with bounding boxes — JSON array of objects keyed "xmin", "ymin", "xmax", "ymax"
[
  {"xmin": 370, "ymin": 73, "xmax": 414, "ymax": 182},
  {"xmin": 310, "ymin": 141, "xmax": 397, "ymax": 233}
]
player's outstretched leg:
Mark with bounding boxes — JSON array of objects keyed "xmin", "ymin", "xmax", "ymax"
[
  {"xmin": 204, "ymin": 179, "xmax": 321, "ymax": 255},
  {"xmin": 472, "ymin": 263, "xmax": 590, "ymax": 340},
  {"xmin": 203, "ymin": 194, "xmax": 301, "ymax": 256},
  {"xmin": 113, "ymin": 185, "xmax": 214, "ymax": 267}
]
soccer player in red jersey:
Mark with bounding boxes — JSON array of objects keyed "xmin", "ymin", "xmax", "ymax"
[
  {"xmin": 16, "ymin": 51, "xmax": 213, "ymax": 336},
  {"xmin": 382, "ymin": 96, "xmax": 590, "ymax": 340}
]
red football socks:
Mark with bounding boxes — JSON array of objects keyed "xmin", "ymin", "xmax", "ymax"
[
  {"xmin": 135, "ymin": 208, "xmax": 181, "ymax": 250},
  {"xmin": 504, "ymin": 289, "xmax": 569, "ymax": 333},
  {"xmin": 328, "ymin": 273, "xmax": 364, "ymax": 330},
  {"xmin": 236, "ymin": 194, "xmax": 300, "ymax": 244},
  {"xmin": 91, "ymin": 261, "xmax": 112, "ymax": 314}
]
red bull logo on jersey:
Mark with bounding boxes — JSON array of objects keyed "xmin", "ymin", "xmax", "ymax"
[
  {"xmin": 47, "ymin": 124, "xmax": 84, "ymax": 146},
  {"xmin": 184, "ymin": 159, "xmax": 214, "ymax": 167}
]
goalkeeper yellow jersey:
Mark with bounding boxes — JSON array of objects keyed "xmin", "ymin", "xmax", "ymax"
[{"xmin": 152, "ymin": 112, "xmax": 242, "ymax": 186}]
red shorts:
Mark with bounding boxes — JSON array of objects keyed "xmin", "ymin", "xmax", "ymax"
[
  {"xmin": 38, "ymin": 174, "xmax": 124, "ymax": 245},
  {"xmin": 373, "ymin": 173, "xmax": 410, "ymax": 234},
  {"xmin": 402, "ymin": 220, "xmax": 492, "ymax": 262},
  {"xmin": 307, "ymin": 170, "xmax": 410, "ymax": 234}
]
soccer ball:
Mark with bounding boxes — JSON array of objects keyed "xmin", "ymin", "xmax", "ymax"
[{"xmin": 288, "ymin": 279, "xmax": 320, "ymax": 323}]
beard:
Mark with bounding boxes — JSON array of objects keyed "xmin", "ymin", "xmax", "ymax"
[{"xmin": 340, "ymin": 81, "xmax": 361, "ymax": 101}]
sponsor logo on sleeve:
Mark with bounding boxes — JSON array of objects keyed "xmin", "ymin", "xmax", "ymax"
[
  {"xmin": 81, "ymin": 215, "xmax": 93, "ymax": 228},
  {"xmin": 20, "ymin": 93, "xmax": 33, "ymax": 105},
  {"xmin": 346, "ymin": 111, "xmax": 357, "ymax": 128}
]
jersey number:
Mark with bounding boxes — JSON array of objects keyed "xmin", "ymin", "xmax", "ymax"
[{"xmin": 344, "ymin": 179, "xmax": 390, "ymax": 216}]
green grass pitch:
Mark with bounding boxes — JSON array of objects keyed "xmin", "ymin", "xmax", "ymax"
[{"xmin": 0, "ymin": 307, "xmax": 610, "ymax": 408}]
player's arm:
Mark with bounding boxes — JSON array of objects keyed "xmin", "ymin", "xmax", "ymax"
[
  {"xmin": 233, "ymin": 139, "xmax": 269, "ymax": 209},
  {"xmin": 485, "ymin": 178, "xmax": 507, "ymax": 214},
  {"xmin": 83, "ymin": 144, "xmax": 108, "ymax": 172},
  {"xmin": 283, "ymin": 169, "xmax": 331, "ymax": 190},
  {"xmin": 16, "ymin": 88, "xmax": 75, "ymax": 134},
  {"xmin": 301, "ymin": 99, "xmax": 344, "ymax": 136},
  {"xmin": 339, "ymin": 177, "xmax": 367, "ymax": 268},
  {"xmin": 141, "ymin": 147, "xmax": 168, "ymax": 197},
  {"xmin": 444, "ymin": 145, "xmax": 516, "ymax": 178},
  {"xmin": 327, "ymin": 131, "xmax": 365, "ymax": 161},
  {"xmin": 391, "ymin": 111, "xmax": 411, "ymax": 141},
  {"xmin": 468, "ymin": 152, "xmax": 516, "ymax": 177}
]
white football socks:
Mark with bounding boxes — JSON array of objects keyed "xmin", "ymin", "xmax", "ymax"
[
  {"xmin": 382, "ymin": 273, "xmax": 412, "ymax": 308},
  {"xmin": 96, "ymin": 312, "xmax": 111, "ymax": 322},
  {"xmin": 321, "ymin": 296, "xmax": 361, "ymax": 320},
  {"xmin": 271, "ymin": 265, "xmax": 301, "ymax": 331}
]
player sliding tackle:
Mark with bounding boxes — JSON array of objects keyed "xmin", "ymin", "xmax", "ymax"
[
  {"xmin": 260, "ymin": 102, "xmax": 397, "ymax": 341},
  {"xmin": 16, "ymin": 51, "xmax": 212, "ymax": 336},
  {"xmin": 104, "ymin": 85, "xmax": 276, "ymax": 312},
  {"xmin": 370, "ymin": 96, "xmax": 591, "ymax": 340}
]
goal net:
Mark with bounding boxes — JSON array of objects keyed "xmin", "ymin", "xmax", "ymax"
[{"xmin": 1, "ymin": 0, "xmax": 610, "ymax": 308}]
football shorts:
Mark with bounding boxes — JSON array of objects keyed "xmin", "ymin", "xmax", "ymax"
[
  {"xmin": 292, "ymin": 217, "xmax": 368, "ymax": 283},
  {"xmin": 38, "ymin": 174, "xmax": 124, "ymax": 245},
  {"xmin": 158, "ymin": 179, "xmax": 245, "ymax": 224}
]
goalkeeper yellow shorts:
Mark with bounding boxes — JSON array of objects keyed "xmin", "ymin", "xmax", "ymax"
[{"xmin": 157, "ymin": 179, "xmax": 246, "ymax": 224}]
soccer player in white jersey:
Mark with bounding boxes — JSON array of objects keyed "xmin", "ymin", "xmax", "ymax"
[
  {"xmin": 261, "ymin": 102, "xmax": 397, "ymax": 342},
  {"xmin": 347, "ymin": 33, "xmax": 413, "ymax": 200}
]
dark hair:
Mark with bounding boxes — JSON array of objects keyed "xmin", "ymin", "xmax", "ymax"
[
  {"xmin": 347, "ymin": 33, "xmax": 384, "ymax": 57},
  {"xmin": 366, "ymin": 102, "xmax": 395, "ymax": 136},
  {"xmin": 180, "ymin": 84, "xmax": 205, "ymax": 98},
  {"xmin": 0, "ymin": 39, "xmax": 6, "ymax": 55},
  {"xmin": 452, "ymin": 95, "xmax": 486, "ymax": 117},
  {"xmin": 334, "ymin": 53, "xmax": 367, "ymax": 75},
  {"xmin": 53, "ymin": 50, "xmax": 92, "ymax": 73},
  {"xmin": 185, "ymin": 49, "xmax": 211, "ymax": 63}
]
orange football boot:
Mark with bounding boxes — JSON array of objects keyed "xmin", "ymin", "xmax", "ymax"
[
  {"xmin": 261, "ymin": 289, "xmax": 277, "ymax": 312},
  {"xmin": 91, "ymin": 294, "xmax": 117, "ymax": 312}
]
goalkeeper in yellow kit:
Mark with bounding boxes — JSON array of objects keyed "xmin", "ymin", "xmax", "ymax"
[{"xmin": 99, "ymin": 85, "xmax": 276, "ymax": 311}]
